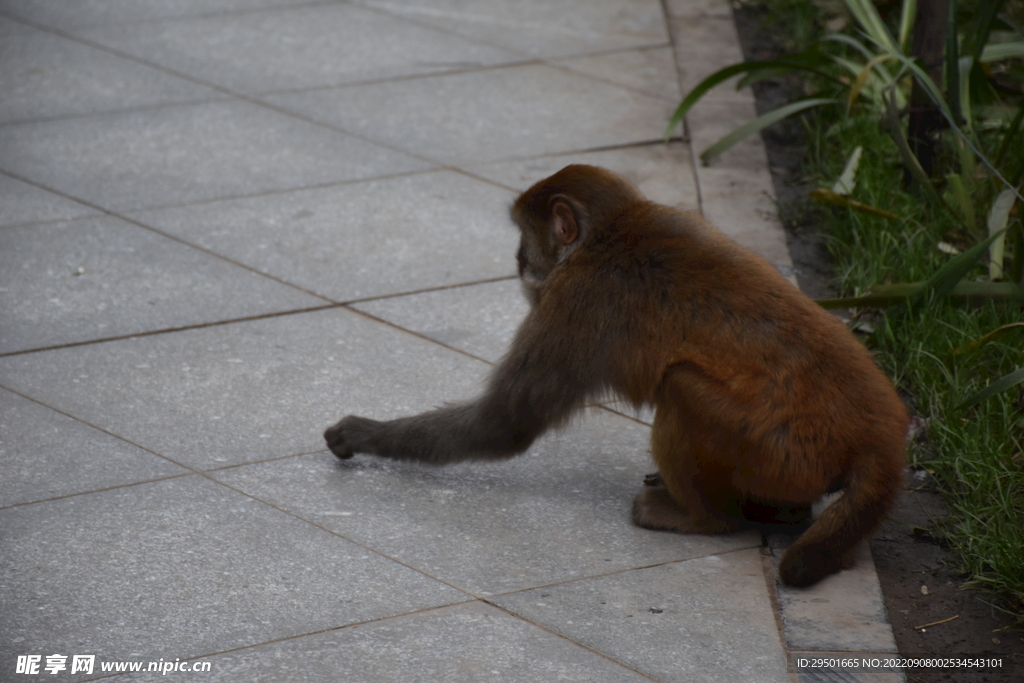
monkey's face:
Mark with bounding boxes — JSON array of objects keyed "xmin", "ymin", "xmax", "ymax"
[
  {"xmin": 515, "ymin": 229, "xmax": 553, "ymax": 306},
  {"xmin": 510, "ymin": 173, "xmax": 588, "ymax": 306}
]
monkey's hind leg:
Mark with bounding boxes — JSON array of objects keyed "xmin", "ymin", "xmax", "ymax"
[
  {"xmin": 634, "ymin": 395, "xmax": 743, "ymax": 535},
  {"xmin": 632, "ymin": 485, "xmax": 742, "ymax": 534}
]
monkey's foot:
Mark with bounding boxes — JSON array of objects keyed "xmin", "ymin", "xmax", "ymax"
[{"xmin": 632, "ymin": 486, "xmax": 740, "ymax": 534}]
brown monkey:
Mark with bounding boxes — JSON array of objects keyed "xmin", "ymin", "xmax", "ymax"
[{"xmin": 325, "ymin": 164, "xmax": 907, "ymax": 587}]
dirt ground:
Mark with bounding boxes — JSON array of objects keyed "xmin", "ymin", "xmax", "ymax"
[{"xmin": 730, "ymin": 6, "xmax": 1024, "ymax": 681}]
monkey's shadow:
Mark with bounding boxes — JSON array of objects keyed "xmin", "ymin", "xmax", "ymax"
[{"xmin": 320, "ymin": 408, "xmax": 766, "ymax": 596}]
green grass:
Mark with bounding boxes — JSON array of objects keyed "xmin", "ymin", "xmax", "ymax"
[
  {"xmin": 802, "ymin": 101, "xmax": 1024, "ymax": 619},
  {"xmin": 724, "ymin": 0, "xmax": 1024, "ymax": 619}
]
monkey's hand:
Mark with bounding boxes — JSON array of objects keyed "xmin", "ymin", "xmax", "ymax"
[{"xmin": 324, "ymin": 415, "xmax": 380, "ymax": 459}]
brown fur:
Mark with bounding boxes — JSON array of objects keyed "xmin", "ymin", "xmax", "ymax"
[{"xmin": 325, "ymin": 165, "xmax": 907, "ymax": 587}]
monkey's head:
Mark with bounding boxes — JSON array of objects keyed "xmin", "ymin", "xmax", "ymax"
[{"xmin": 510, "ymin": 165, "xmax": 645, "ymax": 304}]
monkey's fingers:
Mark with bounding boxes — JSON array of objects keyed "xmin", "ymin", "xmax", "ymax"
[{"xmin": 324, "ymin": 422, "xmax": 355, "ymax": 459}]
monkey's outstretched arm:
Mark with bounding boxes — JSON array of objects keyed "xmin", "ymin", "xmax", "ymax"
[
  {"xmin": 324, "ymin": 395, "xmax": 540, "ymax": 464},
  {"xmin": 324, "ymin": 309, "xmax": 610, "ymax": 464},
  {"xmin": 323, "ymin": 305, "xmax": 606, "ymax": 464}
]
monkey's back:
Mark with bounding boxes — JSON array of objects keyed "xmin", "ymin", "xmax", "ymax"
[{"xmin": 576, "ymin": 202, "xmax": 906, "ymax": 500}]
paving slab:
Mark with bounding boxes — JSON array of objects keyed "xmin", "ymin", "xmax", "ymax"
[
  {"xmin": 0, "ymin": 476, "xmax": 468, "ymax": 678},
  {"xmin": 263, "ymin": 63, "xmax": 675, "ymax": 166},
  {"xmin": 493, "ymin": 549, "xmax": 790, "ymax": 683},
  {"xmin": 769, "ymin": 539, "xmax": 900, "ymax": 653},
  {"xmin": 466, "ymin": 141, "xmax": 699, "ymax": 211},
  {"xmin": 0, "ymin": 308, "xmax": 490, "ymax": 470},
  {"xmin": 686, "ymin": 99, "xmax": 795, "ymax": 272},
  {"xmin": 356, "ymin": 0, "xmax": 669, "ymax": 60},
  {"xmin": 0, "ymin": 0, "xmax": 316, "ymax": 30},
  {"xmin": 0, "ymin": 387, "xmax": 187, "ymax": 508},
  {"xmin": 0, "ymin": 215, "xmax": 324, "ymax": 354},
  {"xmin": 663, "ymin": 0, "xmax": 735, "ymax": 18},
  {"xmin": 665, "ymin": 10, "xmax": 752, "ymax": 103},
  {"xmin": 0, "ymin": 173, "xmax": 99, "ymax": 228},
  {"xmin": 551, "ymin": 45, "xmax": 683, "ymax": 103},
  {"xmin": 0, "ymin": 0, "xmax": 906, "ymax": 680},
  {"xmin": 117, "ymin": 602, "xmax": 654, "ymax": 683},
  {"xmin": 70, "ymin": 3, "xmax": 521, "ymax": 95},
  {"xmin": 214, "ymin": 408, "xmax": 761, "ymax": 596},
  {"xmin": 0, "ymin": 16, "xmax": 222, "ymax": 125},
  {"xmin": 352, "ymin": 279, "xmax": 527, "ymax": 363},
  {"xmin": 129, "ymin": 170, "xmax": 518, "ymax": 302},
  {"xmin": 0, "ymin": 100, "xmax": 433, "ymax": 212}
]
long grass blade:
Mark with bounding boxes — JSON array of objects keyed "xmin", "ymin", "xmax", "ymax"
[
  {"xmin": 848, "ymin": 54, "xmax": 894, "ymax": 110},
  {"xmin": 699, "ymin": 98, "xmax": 836, "ymax": 165},
  {"xmin": 987, "ymin": 189, "xmax": 1017, "ymax": 280},
  {"xmin": 831, "ymin": 146, "xmax": 863, "ymax": 195},
  {"xmin": 815, "ymin": 280, "xmax": 1024, "ymax": 308},
  {"xmin": 810, "ymin": 188, "xmax": 902, "ymax": 220},
  {"xmin": 947, "ymin": 0, "xmax": 962, "ymax": 125},
  {"xmin": 844, "ymin": 0, "xmax": 900, "ymax": 52},
  {"xmin": 882, "ymin": 89, "xmax": 947, "ymax": 208},
  {"xmin": 946, "ymin": 173, "xmax": 975, "ymax": 229},
  {"xmin": 951, "ymin": 322, "xmax": 1024, "ymax": 355},
  {"xmin": 980, "ymin": 42, "xmax": 1024, "ymax": 62},
  {"xmin": 919, "ymin": 228, "xmax": 1008, "ymax": 298},
  {"xmin": 664, "ymin": 61, "xmax": 835, "ymax": 140},
  {"xmin": 898, "ymin": 0, "xmax": 918, "ymax": 51},
  {"xmin": 955, "ymin": 366, "xmax": 1024, "ymax": 410}
]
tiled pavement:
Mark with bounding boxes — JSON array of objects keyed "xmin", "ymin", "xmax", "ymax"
[{"xmin": 1, "ymin": 1, "xmax": 904, "ymax": 681}]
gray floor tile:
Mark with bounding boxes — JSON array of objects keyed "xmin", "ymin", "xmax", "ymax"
[
  {"xmin": 771, "ymin": 542, "xmax": 899, "ymax": 653},
  {"xmin": 663, "ymin": 0, "xmax": 735, "ymax": 19},
  {"xmin": 0, "ymin": 0, "xmax": 315, "ymax": 30},
  {"xmin": 0, "ymin": 308, "xmax": 491, "ymax": 469},
  {"xmin": 263, "ymin": 64, "xmax": 674, "ymax": 165},
  {"xmin": 0, "ymin": 16, "xmax": 222, "ymax": 125},
  {"xmin": 0, "ymin": 100, "xmax": 432, "ymax": 212},
  {"xmin": 685, "ymin": 98, "xmax": 768, "ymax": 172},
  {"xmin": 0, "ymin": 215, "xmax": 324, "ymax": 354},
  {"xmin": 0, "ymin": 388, "xmax": 187, "ymax": 507},
  {"xmin": 466, "ymin": 142, "xmax": 699, "ymax": 211},
  {"xmin": 493, "ymin": 549, "xmax": 790, "ymax": 683},
  {"xmin": 71, "ymin": 4, "xmax": 520, "ymax": 95},
  {"xmin": 117, "ymin": 602, "xmax": 653, "ymax": 683},
  {"xmin": 552, "ymin": 45, "xmax": 682, "ymax": 102},
  {"xmin": 695, "ymin": 158, "xmax": 794, "ymax": 272},
  {"xmin": 0, "ymin": 476, "xmax": 467, "ymax": 670},
  {"xmin": 684, "ymin": 100, "xmax": 795, "ymax": 271},
  {"xmin": 352, "ymin": 279, "xmax": 527, "ymax": 363},
  {"xmin": 0, "ymin": 0, "xmax": 901, "ymax": 678},
  {"xmin": 357, "ymin": 0, "xmax": 668, "ymax": 60},
  {"xmin": 213, "ymin": 408, "xmax": 760, "ymax": 596},
  {"xmin": 129, "ymin": 171, "xmax": 518, "ymax": 302},
  {"xmin": 0, "ymin": 173, "xmax": 99, "ymax": 227},
  {"xmin": 668, "ymin": 13, "xmax": 751, "ymax": 102}
]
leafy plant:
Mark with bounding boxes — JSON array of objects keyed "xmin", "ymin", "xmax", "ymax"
[{"xmin": 678, "ymin": 0, "xmax": 1024, "ymax": 616}]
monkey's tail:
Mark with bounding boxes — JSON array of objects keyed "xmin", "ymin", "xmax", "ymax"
[{"xmin": 778, "ymin": 448, "xmax": 902, "ymax": 587}]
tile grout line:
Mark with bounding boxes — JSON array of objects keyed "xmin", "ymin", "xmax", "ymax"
[
  {"xmin": 482, "ymin": 600, "xmax": 668, "ymax": 683},
  {"xmin": 659, "ymin": 0, "xmax": 707, "ymax": 218}
]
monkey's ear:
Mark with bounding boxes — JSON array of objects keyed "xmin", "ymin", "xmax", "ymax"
[{"xmin": 550, "ymin": 198, "xmax": 579, "ymax": 246}]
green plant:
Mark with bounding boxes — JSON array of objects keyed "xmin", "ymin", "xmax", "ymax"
[{"xmin": 673, "ymin": 0, "xmax": 1024, "ymax": 617}]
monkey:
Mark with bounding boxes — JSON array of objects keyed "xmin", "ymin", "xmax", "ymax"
[{"xmin": 324, "ymin": 164, "xmax": 907, "ymax": 588}]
